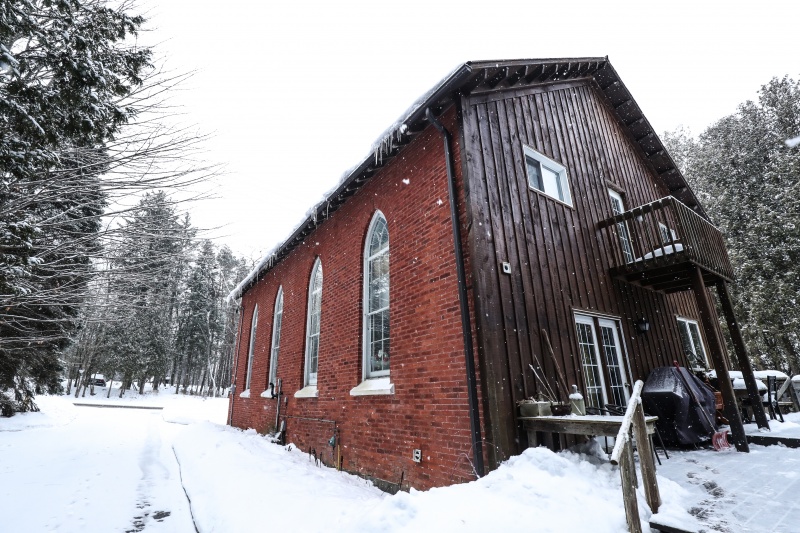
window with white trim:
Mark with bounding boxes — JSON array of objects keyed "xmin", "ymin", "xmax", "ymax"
[
  {"xmin": 608, "ymin": 189, "xmax": 634, "ymax": 264},
  {"xmin": 363, "ymin": 212, "xmax": 390, "ymax": 379},
  {"xmin": 304, "ymin": 259, "xmax": 323, "ymax": 387},
  {"xmin": 677, "ymin": 317, "xmax": 709, "ymax": 369},
  {"xmin": 574, "ymin": 313, "xmax": 631, "ymax": 409},
  {"xmin": 268, "ymin": 287, "xmax": 283, "ymax": 390},
  {"xmin": 524, "ymin": 145, "xmax": 572, "ymax": 206},
  {"xmin": 244, "ymin": 304, "xmax": 258, "ymax": 392}
]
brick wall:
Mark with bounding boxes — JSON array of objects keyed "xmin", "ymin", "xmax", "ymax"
[{"xmin": 229, "ymin": 108, "xmax": 484, "ymax": 490}]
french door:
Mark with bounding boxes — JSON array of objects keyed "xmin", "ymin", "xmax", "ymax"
[{"xmin": 574, "ymin": 314, "xmax": 631, "ymax": 410}]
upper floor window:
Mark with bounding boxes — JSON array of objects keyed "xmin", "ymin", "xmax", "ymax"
[
  {"xmin": 304, "ymin": 259, "xmax": 323, "ymax": 387},
  {"xmin": 244, "ymin": 304, "xmax": 258, "ymax": 392},
  {"xmin": 268, "ymin": 287, "xmax": 283, "ymax": 390},
  {"xmin": 677, "ymin": 317, "xmax": 709, "ymax": 369},
  {"xmin": 524, "ymin": 145, "xmax": 572, "ymax": 206},
  {"xmin": 608, "ymin": 189, "xmax": 634, "ymax": 264},
  {"xmin": 363, "ymin": 212, "xmax": 390, "ymax": 379}
]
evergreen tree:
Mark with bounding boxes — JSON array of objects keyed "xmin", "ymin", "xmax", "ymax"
[
  {"xmin": 664, "ymin": 76, "xmax": 800, "ymax": 374},
  {"xmin": 0, "ymin": 0, "xmax": 150, "ymax": 410},
  {"xmin": 175, "ymin": 240, "xmax": 219, "ymax": 394},
  {"xmin": 103, "ymin": 191, "xmax": 193, "ymax": 396}
]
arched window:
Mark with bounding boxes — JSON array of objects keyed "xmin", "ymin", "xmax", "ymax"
[
  {"xmin": 304, "ymin": 259, "xmax": 323, "ymax": 387},
  {"xmin": 268, "ymin": 287, "xmax": 283, "ymax": 389},
  {"xmin": 244, "ymin": 304, "xmax": 258, "ymax": 392},
  {"xmin": 363, "ymin": 212, "xmax": 390, "ymax": 379}
]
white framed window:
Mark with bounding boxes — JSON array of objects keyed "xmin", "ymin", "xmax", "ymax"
[
  {"xmin": 677, "ymin": 317, "xmax": 709, "ymax": 369},
  {"xmin": 363, "ymin": 212, "xmax": 390, "ymax": 379},
  {"xmin": 524, "ymin": 145, "xmax": 572, "ymax": 206},
  {"xmin": 608, "ymin": 189, "xmax": 634, "ymax": 264},
  {"xmin": 574, "ymin": 313, "xmax": 631, "ymax": 409},
  {"xmin": 659, "ymin": 222, "xmax": 678, "ymax": 244},
  {"xmin": 243, "ymin": 304, "xmax": 258, "ymax": 394},
  {"xmin": 303, "ymin": 258, "xmax": 323, "ymax": 387},
  {"xmin": 267, "ymin": 287, "xmax": 283, "ymax": 390}
]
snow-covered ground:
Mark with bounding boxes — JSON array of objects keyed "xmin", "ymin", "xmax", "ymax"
[
  {"xmin": 2, "ymin": 389, "xmax": 800, "ymax": 533},
  {"xmin": 657, "ymin": 413, "xmax": 800, "ymax": 533}
]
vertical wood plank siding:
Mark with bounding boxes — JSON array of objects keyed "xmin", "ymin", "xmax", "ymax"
[{"xmin": 462, "ymin": 81, "xmax": 707, "ymax": 466}]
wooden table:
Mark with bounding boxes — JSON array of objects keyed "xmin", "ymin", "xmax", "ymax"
[{"xmin": 520, "ymin": 415, "xmax": 658, "ymax": 447}]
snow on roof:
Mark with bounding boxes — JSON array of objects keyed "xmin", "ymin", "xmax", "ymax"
[{"xmin": 753, "ymin": 369, "xmax": 789, "ymax": 380}]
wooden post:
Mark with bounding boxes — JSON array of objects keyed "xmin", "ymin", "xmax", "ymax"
[
  {"xmin": 626, "ymin": 436, "xmax": 638, "ymax": 489},
  {"xmin": 690, "ymin": 266, "xmax": 748, "ymax": 452},
  {"xmin": 716, "ymin": 281, "xmax": 770, "ymax": 430},
  {"xmin": 619, "ymin": 443, "xmax": 643, "ymax": 533},
  {"xmin": 633, "ymin": 402, "xmax": 661, "ymax": 513}
]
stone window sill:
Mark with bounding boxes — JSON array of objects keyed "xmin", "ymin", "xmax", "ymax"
[
  {"xmin": 259, "ymin": 390, "xmax": 276, "ymax": 399},
  {"xmin": 350, "ymin": 377, "xmax": 394, "ymax": 396},
  {"xmin": 239, "ymin": 389, "xmax": 251, "ymax": 398},
  {"xmin": 294, "ymin": 385, "xmax": 318, "ymax": 398}
]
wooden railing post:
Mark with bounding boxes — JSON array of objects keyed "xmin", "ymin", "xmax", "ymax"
[
  {"xmin": 633, "ymin": 402, "xmax": 661, "ymax": 513},
  {"xmin": 610, "ymin": 380, "xmax": 662, "ymax": 532},
  {"xmin": 618, "ymin": 443, "xmax": 643, "ymax": 533}
]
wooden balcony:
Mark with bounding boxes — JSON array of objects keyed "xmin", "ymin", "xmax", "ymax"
[{"xmin": 598, "ymin": 197, "xmax": 734, "ymax": 293}]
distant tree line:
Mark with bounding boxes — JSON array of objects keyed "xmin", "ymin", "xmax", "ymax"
[
  {"xmin": 0, "ymin": 0, "xmax": 232, "ymax": 414},
  {"xmin": 65, "ymin": 193, "xmax": 249, "ymax": 399},
  {"xmin": 663, "ymin": 76, "xmax": 800, "ymax": 375}
]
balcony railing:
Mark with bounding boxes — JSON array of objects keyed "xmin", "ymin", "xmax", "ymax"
[{"xmin": 597, "ymin": 197, "xmax": 734, "ymax": 292}]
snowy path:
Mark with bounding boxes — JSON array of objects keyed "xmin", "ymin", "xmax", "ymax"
[
  {"xmin": 0, "ymin": 405, "xmax": 196, "ymax": 533},
  {"xmin": 657, "ymin": 444, "xmax": 800, "ymax": 533}
]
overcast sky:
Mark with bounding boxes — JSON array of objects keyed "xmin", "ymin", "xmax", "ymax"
[{"xmin": 140, "ymin": 0, "xmax": 798, "ymax": 261}]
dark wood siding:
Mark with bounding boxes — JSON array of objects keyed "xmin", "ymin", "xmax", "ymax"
[{"xmin": 461, "ymin": 80, "xmax": 710, "ymax": 465}]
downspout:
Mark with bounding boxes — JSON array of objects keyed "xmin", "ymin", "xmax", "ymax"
[{"xmin": 426, "ymin": 107, "xmax": 485, "ymax": 478}]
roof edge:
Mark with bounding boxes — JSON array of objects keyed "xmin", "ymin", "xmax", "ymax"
[{"xmin": 228, "ymin": 57, "xmax": 701, "ymax": 301}]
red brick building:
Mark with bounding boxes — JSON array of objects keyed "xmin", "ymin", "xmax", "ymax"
[{"xmin": 228, "ymin": 58, "xmax": 753, "ymax": 490}]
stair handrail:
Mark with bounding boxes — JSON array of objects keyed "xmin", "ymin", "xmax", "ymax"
[{"xmin": 610, "ymin": 380, "xmax": 662, "ymax": 533}]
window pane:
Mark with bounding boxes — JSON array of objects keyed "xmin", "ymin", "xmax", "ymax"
[
  {"xmin": 541, "ymin": 165, "xmax": 561, "ymax": 199},
  {"xmin": 309, "ymin": 336, "xmax": 318, "ymax": 373},
  {"xmin": 365, "ymin": 214, "xmax": 390, "ymax": 377},
  {"xmin": 305, "ymin": 262, "xmax": 322, "ymax": 385},
  {"xmin": 677, "ymin": 321, "xmax": 694, "ymax": 361},
  {"xmin": 525, "ymin": 147, "xmax": 571, "ymax": 205},
  {"xmin": 246, "ymin": 306, "xmax": 258, "ymax": 390},
  {"xmin": 600, "ymin": 325, "xmax": 627, "ymax": 407},
  {"xmin": 576, "ymin": 322, "xmax": 604, "ymax": 408},
  {"xmin": 269, "ymin": 291, "xmax": 283, "ymax": 385},
  {"xmin": 526, "ymin": 157, "xmax": 543, "ymax": 191},
  {"xmin": 609, "ymin": 191, "xmax": 634, "ymax": 264},
  {"xmin": 688, "ymin": 322, "xmax": 707, "ymax": 367},
  {"xmin": 369, "ymin": 217, "xmax": 389, "ymax": 256}
]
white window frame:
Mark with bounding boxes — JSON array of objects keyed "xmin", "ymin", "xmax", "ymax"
[
  {"xmin": 658, "ymin": 222, "xmax": 678, "ymax": 244},
  {"xmin": 352, "ymin": 212, "xmax": 395, "ymax": 396},
  {"xmin": 363, "ymin": 211, "xmax": 390, "ymax": 380},
  {"xmin": 301, "ymin": 258, "xmax": 322, "ymax": 390},
  {"xmin": 523, "ymin": 145, "xmax": 572, "ymax": 206},
  {"xmin": 676, "ymin": 317, "xmax": 710, "ymax": 369},
  {"xmin": 243, "ymin": 304, "xmax": 258, "ymax": 395},
  {"xmin": 574, "ymin": 313, "xmax": 631, "ymax": 409},
  {"xmin": 267, "ymin": 286, "xmax": 283, "ymax": 391},
  {"xmin": 608, "ymin": 189, "xmax": 634, "ymax": 264}
]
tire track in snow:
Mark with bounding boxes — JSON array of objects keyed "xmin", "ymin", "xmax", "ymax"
[{"xmin": 125, "ymin": 413, "xmax": 194, "ymax": 533}]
